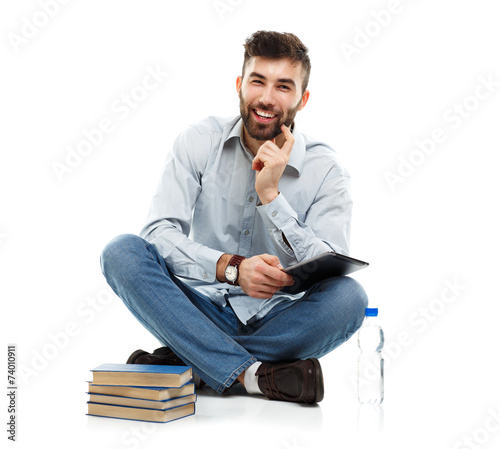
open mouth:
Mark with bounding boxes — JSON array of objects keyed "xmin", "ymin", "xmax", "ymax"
[{"xmin": 253, "ymin": 108, "xmax": 278, "ymax": 123}]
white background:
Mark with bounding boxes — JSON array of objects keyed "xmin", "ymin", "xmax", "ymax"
[{"xmin": 1, "ymin": 1, "xmax": 500, "ymax": 448}]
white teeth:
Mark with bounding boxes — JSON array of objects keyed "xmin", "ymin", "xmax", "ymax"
[{"xmin": 255, "ymin": 109, "xmax": 276, "ymax": 118}]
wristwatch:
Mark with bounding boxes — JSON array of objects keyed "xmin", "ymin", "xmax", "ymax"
[{"xmin": 224, "ymin": 255, "xmax": 246, "ymax": 286}]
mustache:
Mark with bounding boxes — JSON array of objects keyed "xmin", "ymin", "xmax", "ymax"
[{"xmin": 250, "ymin": 103, "xmax": 282, "ymax": 115}]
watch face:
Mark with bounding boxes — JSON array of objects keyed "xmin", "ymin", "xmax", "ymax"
[{"xmin": 225, "ymin": 265, "xmax": 238, "ymax": 282}]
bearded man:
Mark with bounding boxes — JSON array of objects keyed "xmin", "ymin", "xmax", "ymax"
[{"xmin": 100, "ymin": 30, "xmax": 368, "ymax": 403}]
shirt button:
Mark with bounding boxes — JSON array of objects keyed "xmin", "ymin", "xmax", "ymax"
[
  {"xmin": 272, "ymin": 211, "xmax": 277, "ymax": 217},
  {"xmin": 244, "ymin": 230, "xmax": 250, "ymax": 235},
  {"xmin": 203, "ymin": 273, "xmax": 207, "ymax": 279},
  {"xmin": 249, "ymin": 196, "xmax": 254, "ymax": 202}
]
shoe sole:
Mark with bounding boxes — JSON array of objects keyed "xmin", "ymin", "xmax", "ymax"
[
  {"xmin": 126, "ymin": 349, "xmax": 148, "ymax": 364},
  {"xmin": 307, "ymin": 358, "xmax": 324, "ymax": 403}
]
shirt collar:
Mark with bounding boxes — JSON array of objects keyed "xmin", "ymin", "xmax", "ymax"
[{"xmin": 225, "ymin": 116, "xmax": 305, "ymax": 177}]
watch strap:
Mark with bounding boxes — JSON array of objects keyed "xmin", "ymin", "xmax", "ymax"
[{"xmin": 226, "ymin": 254, "xmax": 246, "ymax": 286}]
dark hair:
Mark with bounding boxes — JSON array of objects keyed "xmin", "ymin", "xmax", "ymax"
[{"xmin": 242, "ymin": 31, "xmax": 311, "ymax": 94}]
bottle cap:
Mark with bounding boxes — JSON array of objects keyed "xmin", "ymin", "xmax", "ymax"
[{"xmin": 365, "ymin": 308, "xmax": 378, "ymax": 316}]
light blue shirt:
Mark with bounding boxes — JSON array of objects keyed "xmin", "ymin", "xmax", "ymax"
[{"xmin": 140, "ymin": 115, "xmax": 353, "ymax": 324}]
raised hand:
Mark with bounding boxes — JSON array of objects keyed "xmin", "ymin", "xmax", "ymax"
[{"xmin": 252, "ymin": 124, "xmax": 294, "ymax": 204}]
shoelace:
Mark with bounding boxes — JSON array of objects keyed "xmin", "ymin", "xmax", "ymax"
[
  {"xmin": 261, "ymin": 366, "xmax": 285, "ymax": 400},
  {"xmin": 260, "ymin": 364, "xmax": 311, "ymax": 402}
]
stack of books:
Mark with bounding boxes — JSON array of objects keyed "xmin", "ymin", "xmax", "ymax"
[{"xmin": 87, "ymin": 364, "xmax": 196, "ymax": 423}]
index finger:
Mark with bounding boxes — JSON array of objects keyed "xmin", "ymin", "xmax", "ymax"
[
  {"xmin": 257, "ymin": 255, "xmax": 292, "ymax": 280},
  {"xmin": 279, "ymin": 124, "xmax": 295, "ymax": 155},
  {"xmin": 262, "ymin": 263, "xmax": 294, "ymax": 284}
]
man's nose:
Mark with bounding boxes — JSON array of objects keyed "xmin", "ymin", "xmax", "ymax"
[{"xmin": 259, "ymin": 85, "xmax": 276, "ymax": 107}]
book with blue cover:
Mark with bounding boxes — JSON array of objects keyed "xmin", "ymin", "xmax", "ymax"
[
  {"xmin": 91, "ymin": 364, "xmax": 192, "ymax": 388},
  {"xmin": 87, "ymin": 401, "xmax": 195, "ymax": 423},
  {"xmin": 88, "ymin": 392, "xmax": 196, "ymax": 410},
  {"xmin": 87, "ymin": 382, "xmax": 195, "ymax": 401}
]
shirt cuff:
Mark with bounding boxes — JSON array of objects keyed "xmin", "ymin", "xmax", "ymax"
[{"xmin": 196, "ymin": 246, "xmax": 224, "ymax": 282}]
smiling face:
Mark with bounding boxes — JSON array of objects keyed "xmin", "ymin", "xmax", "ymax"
[{"xmin": 237, "ymin": 56, "xmax": 309, "ymax": 144}]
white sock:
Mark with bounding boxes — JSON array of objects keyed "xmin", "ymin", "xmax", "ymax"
[{"xmin": 243, "ymin": 362, "xmax": 262, "ymax": 394}]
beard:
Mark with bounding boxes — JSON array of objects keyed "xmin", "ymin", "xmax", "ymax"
[{"xmin": 239, "ymin": 90, "xmax": 301, "ymax": 141}]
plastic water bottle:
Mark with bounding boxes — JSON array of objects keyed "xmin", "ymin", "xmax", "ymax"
[{"xmin": 357, "ymin": 308, "xmax": 384, "ymax": 404}]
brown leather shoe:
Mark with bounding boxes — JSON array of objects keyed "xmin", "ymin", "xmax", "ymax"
[
  {"xmin": 126, "ymin": 347, "xmax": 186, "ymax": 366},
  {"xmin": 256, "ymin": 358, "xmax": 324, "ymax": 403}
]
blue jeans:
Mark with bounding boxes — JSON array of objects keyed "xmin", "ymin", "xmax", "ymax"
[{"xmin": 100, "ymin": 234, "xmax": 368, "ymax": 394}]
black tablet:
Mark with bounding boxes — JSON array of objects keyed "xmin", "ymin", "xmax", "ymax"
[{"xmin": 280, "ymin": 251, "xmax": 369, "ymax": 294}]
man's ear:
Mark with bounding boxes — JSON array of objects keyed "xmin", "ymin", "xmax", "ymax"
[
  {"xmin": 236, "ymin": 75, "xmax": 243, "ymax": 93},
  {"xmin": 298, "ymin": 90, "xmax": 310, "ymax": 111}
]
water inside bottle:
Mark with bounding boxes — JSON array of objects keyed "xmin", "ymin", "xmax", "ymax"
[
  {"xmin": 358, "ymin": 314, "xmax": 384, "ymax": 405},
  {"xmin": 358, "ymin": 354, "xmax": 384, "ymax": 404}
]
